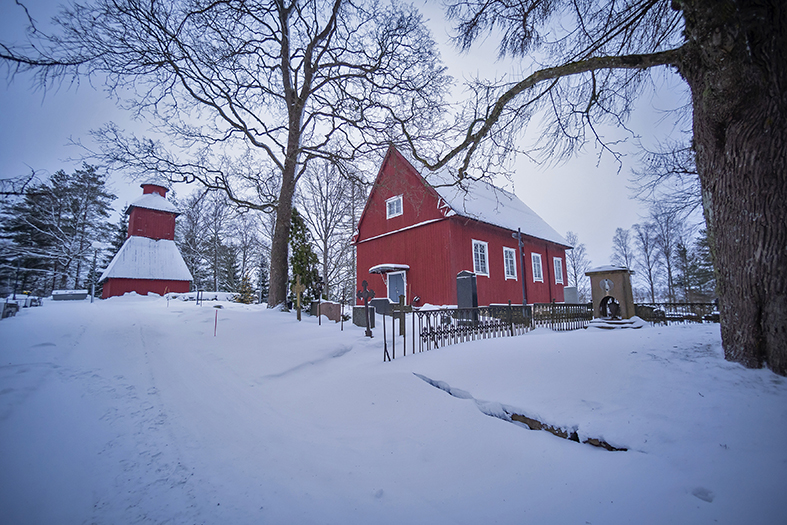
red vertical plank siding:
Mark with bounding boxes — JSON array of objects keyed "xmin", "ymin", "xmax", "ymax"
[
  {"xmin": 355, "ymin": 145, "xmax": 568, "ymax": 307},
  {"xmin": 101, "ymin": 278, "xmax": 189, "ymax": 299},
  {"xmin": 127, "ymin": 208, "xmax": 177, "ymax": 240}
]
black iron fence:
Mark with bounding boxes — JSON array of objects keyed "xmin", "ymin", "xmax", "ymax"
[
  {"xmin": 413, "ymin": 304, "xmax": 532, "ymax": 354},
  {"xmin": 389, "ymin": 301, "xmax": 717, "ymax": 360},
  {"xmin": 635, "ymin": 302, "xmax": 719, "ymax": 324},
  {"xmin": 532, "ymin": 303, "xmax": 594, "ymax": 331}
]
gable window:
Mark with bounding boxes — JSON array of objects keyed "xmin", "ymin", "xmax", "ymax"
[
  {"xmin": 553, "ymin": 257, "xmax": 564, "ymax": 285},
  {"xmin": 531, "ymin": 253, "xmax": 543, "ymax": 282},
  {"xmin": 472, "ymin": 240, "xmax": 489, "ymax": 276},
  {"xmin": 386, "ymin": 195, "xmax": 403, "ymax": 219},
  {"xmin": 503, "ymin": 247, "xmax": 517, "ymax": 280}
]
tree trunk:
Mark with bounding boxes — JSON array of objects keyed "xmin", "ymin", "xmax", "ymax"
[
  {"xmin": 267, "ymin": 171, "xmax": 297, "ymax": 308},
  {"xmin": 681, "ymin": 0, "xmax": 787, "ymax": 374}
]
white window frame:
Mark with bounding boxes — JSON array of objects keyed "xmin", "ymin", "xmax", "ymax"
[
  {"xmin": 553, "ymin": 257, "xmax": 564, "ymax": 285},
  {"xmin": 386, "ymin": 271, "xmax": 407, "ymax": 303},
  {"xmin": 386, "ymin": 195, "xmax": 403, "ymax": 219},
  {"xmin": 503, "ymin": 247, "xmax": 517, "ymax": 280},
  {"xmin": 531, "ymin": 253, "xmax": 543, "ymax": 282},
  {"xmin": 472, "ymin": 240, "xmax": 489, "ymax": 276}
]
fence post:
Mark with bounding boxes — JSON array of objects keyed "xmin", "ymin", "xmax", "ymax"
[{"xmin": 383, "ymin": 312, "xmax": 390, "ymax": 362}]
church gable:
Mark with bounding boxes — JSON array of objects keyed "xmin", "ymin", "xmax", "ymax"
[{"xmin": 356, "ymin": 146, "xmax": 451, "ymax": 243}]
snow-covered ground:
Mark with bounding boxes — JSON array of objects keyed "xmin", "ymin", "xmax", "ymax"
[{"xmin": 1, "ymin": 295, "xmax": 785, "ymax": 524}]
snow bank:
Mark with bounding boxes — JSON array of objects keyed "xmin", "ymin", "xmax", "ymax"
[{"xmin": 0, "ymin": 296, "xmax": 785, "ymax": 524}]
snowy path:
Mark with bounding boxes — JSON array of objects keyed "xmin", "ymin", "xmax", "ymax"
[{"xmin": 1, "ymin": 296, "xmax": 786, "ymax": 524}]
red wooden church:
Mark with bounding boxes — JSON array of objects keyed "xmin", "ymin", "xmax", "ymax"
[
  {"xmin": 100, "ymin": 183, "xmax": 192, "ymax": 298},
  {"xmin": 354, "ymin": 146, "xmax": 570, "ymax": 307}
]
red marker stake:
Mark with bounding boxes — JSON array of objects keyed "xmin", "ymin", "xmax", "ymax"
[{"xmin": 214, "ymin": 310, "xmax": 218, "ymax": 336}]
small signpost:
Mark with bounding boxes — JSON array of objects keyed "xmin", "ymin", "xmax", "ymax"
[
  {"xmin": 356, "ymin": 280, "xmax": 375, "ymax": 338},
  {"xmin": 292, "ymin": 275, "xmax": 306, "ymax": 321}
]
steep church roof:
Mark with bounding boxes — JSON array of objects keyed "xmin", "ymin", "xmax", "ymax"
[
  {"xmin": 397, "ymin": 147, "xmax": 570, "ymax": 247},
  {"xmin": 127, "ymin": 192, "xmax": 180, "ymax": 215},
  {"xmin": 100, "ymin": 236, "xmax": 193, "ymax": 282}
]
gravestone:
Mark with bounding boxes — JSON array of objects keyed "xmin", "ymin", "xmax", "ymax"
[
  {"xmin": 456, "ymin": 271, "xmax": 478, "ymax": 308},
  {"xmin": 369, "ymin": 298, "xmax": 392, "ymax": 316},
  {"xmin": 311, "ymin": 300, "xmax": 342, "ymax": 323},
  {"xmin": 352, "ymin": 306, "xmax": 375, "ymax": 328},
  {"xmin": 563, "ymin": 286, "xmax": 579, "ymax": 304}
]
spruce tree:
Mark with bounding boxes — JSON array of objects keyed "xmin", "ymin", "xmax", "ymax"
[
  {"xmin": 235, "ymin": 274, "xmax": 256, "ymax": 304},
  {"xmin": 95, "ymin": 210, "xmax": 129, "ymax": 296},
  {"xmin": 288, "ymin": 208, "xmax": 319, "ymax": 307},
  {"xmin": 0, "ymin": 164, "xmax": 115, "ymax": 295},
  {"xmin": 258, "ymin": 253, "xmax": 269, "ymax": 304}
]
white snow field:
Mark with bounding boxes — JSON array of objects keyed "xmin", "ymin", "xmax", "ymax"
[{"xmin": 1, "ymin": 295, "xmax": 785, "ymax": 524}]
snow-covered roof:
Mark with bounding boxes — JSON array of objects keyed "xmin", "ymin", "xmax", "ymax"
[
  {"xmin": 127, "ymin": 193, "xmax": 180, "ymax": 215},
  {"xmin": 397, "ymin": 149, "xmax": 569, "ymax": 247},
  {"xmin": 586, "ymin": 265, "xmax": 633, "ymax": 274},
  {"xmin": 369, "ymin": 263, "xmax": 410, "ymax": 274},
  {"xmin": 100, "ymin": 236, "xmax": 193, "ymax": 282}
]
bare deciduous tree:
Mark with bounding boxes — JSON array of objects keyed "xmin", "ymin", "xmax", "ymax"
[
  {"xmin": 632, "ymin": 222, "xmax": 660, "ymax": 303},
  {"xmin": 631, "ymin": 135, "xmax": 701, "ymax": 217},
  {"xmin": 611, "ymin": 228, "xmax": 635, "ymax": 270},
  {"xmin": 298, "ymin": 162, "xmax": 366, "ymax": 301},
  {"xmin": 651, "ymin": 205, "xmax": 684, "ymax": 303},
  {"xmin": 564, "ymin": 231, "xmax": 591, "ymax": 303},
  {"xmin": 421, "ymin": 0, "xmax": 787, "ymax": 374},
  {"xmin": 1, "ymin": 0, "xmax": 450, "ymax": 308}
]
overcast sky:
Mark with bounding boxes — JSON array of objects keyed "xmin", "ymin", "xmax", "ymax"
[{"xmin": 0, "ymin": 0, "xmax": 692, "ymax": 267}]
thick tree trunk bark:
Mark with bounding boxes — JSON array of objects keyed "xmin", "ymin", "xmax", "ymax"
[
  {"xmin": 680, "ymin": 0, "xmax": 787, "ymax": 374},
  {"xmin": 267, "ymin": 167, "xmax": 297, "ymax": 308}
]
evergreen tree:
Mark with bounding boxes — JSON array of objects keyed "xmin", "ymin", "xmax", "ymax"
[
  {"xmin": 258, "ymin": 253, "xmax": 269, "ymax": 304},
  {"xmin": 288, "ymin": 208, "xmax": 319, "ymax": 306},
  {"xmin": 95, "ymin": 210, "xmax": 129, "ymax": 296},
  {"xmin": 220, "ymin": 243, "xmax": 241, "ymax": 292},
  {"xmin": 0, "ymin": 164, "xmax": 115, "ymax": 295},
  {"xmin": 234, "ymin": 274, "xmax": 256, "ymax": 304},
  {"xmin": 693, "ymin": 229, "xmax": 716, "ymax": 300}
]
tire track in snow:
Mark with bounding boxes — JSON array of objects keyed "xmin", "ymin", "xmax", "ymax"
[{"xmin": 69, "ymin": 318, "xmax": 202, "ymax": 523}]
